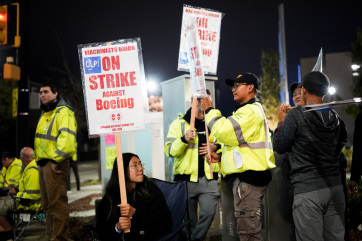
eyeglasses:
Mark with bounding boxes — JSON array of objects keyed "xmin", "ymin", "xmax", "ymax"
[
  {"xmin": 231, "ymin": 82, "xmax": 249, "ymax": 90},
  {"xmin": 129, "ymin": 163, "xmax": 146, "ymax": 169}
]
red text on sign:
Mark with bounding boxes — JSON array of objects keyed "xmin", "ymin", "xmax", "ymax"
[
  {"xmin": 190, "ymin": 47, "xmax": 199, "ymax": 59},
  {"xmin": 102, "ymin": 56, "xmax": 121, "ymax": 71},
  {"xmin": 96, "ymin": 97, "xmax": 134, "ymax": 110},
  {"xmin": 196, "ymin": 17, "xmax": 208, "ymax": 28},
  {"xmin": 194, "ymin": 68, "xmax": 202, "ymax": 77},
  {"xmin": 202, "ymin": 48, "xmax": 212, "ymax": 57},
  {"xmin": 89, "ymin": 71, "xmax": 136, "ymax": 90},
  {"xmin": 198, "ymin": 29, "xmax": 217, "ymax": 42}
]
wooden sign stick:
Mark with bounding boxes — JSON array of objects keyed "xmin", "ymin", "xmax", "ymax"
[
  {"xmin": 204, "ymin": 120, "xmax": 213, "ymax": 178},
  {"xmin": 189, "ymin": 97, "xmax": 198, "ymax": 130},
  {"xmin": 115, "ymin": 132, "xmax": 130, "ymax": 233}
]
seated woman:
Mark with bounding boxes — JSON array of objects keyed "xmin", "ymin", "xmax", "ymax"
[{"xmin": 96, "ymin": 152, "xmax": 172, "ymax": 241}]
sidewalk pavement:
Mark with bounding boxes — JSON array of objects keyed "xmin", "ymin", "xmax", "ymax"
[
  {"xmin": 68, "ymin": 160, "xmax": 103, "ymax": 217},
  {"xmin": 68, "ymin": 184, "xmax": 102, "ymax": 217}
]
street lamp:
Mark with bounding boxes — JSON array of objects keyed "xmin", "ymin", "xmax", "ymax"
[
  {"xmin": 328, "ymin": 86, "xmax": 336, "ymax": 101},
  {"xmin": 351, "ymin": 64, "xmax": 360, "ymax": 71},
  {"xmin": 352, "ymin": 64, "xmax": 360, "ymax": 77},
  {"xmin": 147, "ymin": 80, "xmax": 157, "ymax": 93}
]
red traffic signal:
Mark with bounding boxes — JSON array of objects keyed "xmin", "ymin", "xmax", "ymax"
[
  {"xmin": 0, "ymin": 5, "xmax": 7, "ymax": 44},
  {"xmin": 0, "ymin": 4, "xmax": 20, "ymax": 47}
]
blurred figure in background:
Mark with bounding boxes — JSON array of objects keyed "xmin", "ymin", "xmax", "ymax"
[{"xmin": 348, "ymin": 111, "xmax": 362, "ymax": 194}]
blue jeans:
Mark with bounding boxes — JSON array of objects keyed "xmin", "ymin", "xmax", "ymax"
[{"xmin": 187, "ymin": 176, "xmax": 220, "ymax": 240}]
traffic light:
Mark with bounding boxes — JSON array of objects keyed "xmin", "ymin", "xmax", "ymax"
[
  {"xmin": 4, "ymin": 56, "xmax": 21, "ymax": 82},
  {"xmin": 0, "ymin": 5, "xmax": 7, "ymax": 44},
  {"xmin": 0, "ymin": 3, "xmax": 20, "ymax": 47}
]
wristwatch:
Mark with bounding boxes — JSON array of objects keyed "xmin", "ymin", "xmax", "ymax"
[{"xmin": 115, "ymin": 223, "xmax": 123, "ymax": 233}]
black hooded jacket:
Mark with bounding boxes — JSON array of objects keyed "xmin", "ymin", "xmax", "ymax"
[{"xmin": 273, "ymin": 106, "xmax": 347, "ymax": 194}]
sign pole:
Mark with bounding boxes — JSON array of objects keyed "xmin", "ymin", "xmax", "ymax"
[
  {"xmin": 189, "ymin": 97, "xmax": 198, "ymax": 130},
  {"xmin": 204, "ymin": 120, "xmax": 213, "ymax": 178},
  {"xmin": 115, "ymin": 132, "xmax": 130, "ymax": 233}
]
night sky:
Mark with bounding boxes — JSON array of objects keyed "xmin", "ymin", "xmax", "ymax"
[{"xmin": 28, "ymin": 0, "xmax": 362, "ymax": 116}]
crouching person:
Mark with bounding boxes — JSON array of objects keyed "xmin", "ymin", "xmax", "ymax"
[{"xmin": 96, "ymin": 153, "xmax": 172, "ymax": 241}]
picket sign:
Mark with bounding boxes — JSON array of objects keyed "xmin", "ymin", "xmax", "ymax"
[
  {"xmin": 178, "ymin": 5, "xmax": 223, "ymax": 75},
  {"xmin": 183, "ymin": 18, "xmax": 214, "ymax": 177},
  {"xmin": 78, "ymin": 38, "xmax": 148, "ymax": 234}
]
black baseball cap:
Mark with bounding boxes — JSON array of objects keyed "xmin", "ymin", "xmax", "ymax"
[
  {"xmin": 301, "ymin": 71, "xmax": 330, "ymax": 97},
  {"xmin": 225, "ymin": 72, "xmax": 261, "ymax": 89},
  {"xmin": 289, "ymin": 82, "xmax": 302, "ymax": 93}
]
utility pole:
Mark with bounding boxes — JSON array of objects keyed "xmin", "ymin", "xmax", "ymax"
[
  {"xmin": 0, "ymin": 0, "xmax": 29, "ymax": 154},
  {"xmin": 278, "ymin": 3, "xmax": 289, "ymax": 105},
  {"xmin": 16, "ymin": 0, "xmax": 29, "ymax": 154}
]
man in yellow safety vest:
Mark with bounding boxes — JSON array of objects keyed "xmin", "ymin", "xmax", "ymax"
[
  {"xmin": 165, "ymin": 91, "xmax": 221, "ymax": 241},
  {"xmin": 202, "ymin": 73, "xmax": 275, "ymax": 241},
  {"xmin": 34, "ymin": 81, "xmax": 77, "ymax": 241}
]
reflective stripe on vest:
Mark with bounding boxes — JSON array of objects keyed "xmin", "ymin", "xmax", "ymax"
[
  {"xmin": 35, "ymin": 107, "xmax": 66, "ymax": 141},
  {"xmin": 56, "ymin": 148, "xmax": 72, "ymax": 157},
  {"xmin": 58, "ymin": 127, "xmax": 76, "ymax": 138},
  {"xmin": 181, "ymin": 122, "xmax": 185, "ymax": 134},
  {"xmin": 166, "ymin": 137, "xmax": 177, "ymax": 142},
  {"xmin": 209, "ymin": 116, "xmax": 222, "ymax": 131},
  {"xmin": 19, "ymin": 189, "xmax": 41, "ymax": 198},
  {"xmin": 228, "ymin": 116, "xmax": 245, "ymax": 145},
  {"xmin": 227, "ymin": 103, "xmax": 273, "ymax": 150},
  {"xmin": 187, "ymin": 143, "xmax": 197, "ymax": 149},
  {"xmin": 168, "ymin": 122, "xmax": 188, "ymax": 156}
]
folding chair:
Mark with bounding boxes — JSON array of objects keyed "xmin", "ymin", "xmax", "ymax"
[
  {"xmin": 83, "ymin": 223, "xmax": 100, "ymax": 241},
  {"xmin": 8, "ymin": 198, "xmax": 45, "ymax": 241},
  {"xmin": 151, "ymin": 178, "xmax": 191, "ymax": 241}
]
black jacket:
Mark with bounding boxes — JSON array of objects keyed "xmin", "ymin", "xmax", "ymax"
[
  {"xmin": 351, "ymin": 111, "xmax": 362, "ymax": 183},
  {"xmin": 96, "ymin": 177, "xmax": 172, "ymax": 241},
  {"xmin": 274, "ymin": 106, "xmax": 347, "ymax": 194}
]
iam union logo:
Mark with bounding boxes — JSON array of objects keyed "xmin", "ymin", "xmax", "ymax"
[{"xmin": 109, "ymin": 112, "xmax": 122, "ymax": 123}]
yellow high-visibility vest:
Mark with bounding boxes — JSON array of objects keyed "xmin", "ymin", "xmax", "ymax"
[
  {"xmin": 164, "ymin": 114, "xmax": 221, "ymax": 182},
  {"xmin": 16, "ymin": 160, "xmax": 41, "ymax": 211},
  {"xmin": 205, "ymin": 102, "xmax": 276, "ymax": 177},
  {"xmin": 0, "ymin": 158, "xmax": 23, "ymax": 188},
  {"xmin": 34, "ymin": 101, "xmax": 77, "ymax": 163}
]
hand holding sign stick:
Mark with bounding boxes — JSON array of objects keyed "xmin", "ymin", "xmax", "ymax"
[
  {"xmin": 189, "ymin": 96, "xmax": 213, "ymax": 177},
  {"xmin": 114, "ymin": 132, "xmax": 130, "ymax": 233},
  {"xmin": 184, "ymin": 18, "xmax": 215, "ymax": 178},
  {"xmin": 79, "ymin": 38, "xmax": 149, "ymax": 235}
]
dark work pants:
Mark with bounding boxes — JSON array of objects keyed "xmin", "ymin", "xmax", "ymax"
[
  {"xmin": 292, "ymin": 186, "xmax": 345, "ymax": 241},
  {"xmin": 39, "ymin": 160, "xmax": 70, "ymax": 241},
  {"xmin": 67, "ymin": 161, "xmax": 80, "ymax": 191}
]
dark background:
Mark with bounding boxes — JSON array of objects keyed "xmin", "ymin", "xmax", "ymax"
[
  {"xmin": 2, "ymin": 0, "xmax": 362, "ymax": 155},
  {"xmin": 27, "ymin": 0, "xmax": 362, "ymax": 116}
]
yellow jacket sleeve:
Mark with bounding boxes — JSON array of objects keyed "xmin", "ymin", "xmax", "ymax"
[
  {"xmin": 53, "ymin": 108, "xmax": 77, "ymax": 162},
  {"xmin": 0, "ymin": 167, "xmax": 6, "ymax": 188},
  {"xmin": 5, "ymin": 158, "xmax": 23, "ymax": 187},
  {"xmin": 164, "ymin": 118, "xmax": 188, "ymax": 158},
  {"xmin": 16, "ymin": 165, "xmax": 41, "ymax": 200},
  {"xmin": 205, "ymin": 107, "xmax": 259, "ymax": 147}
]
